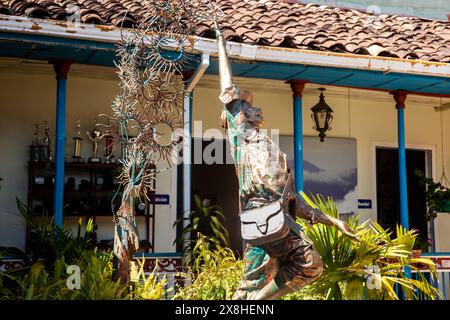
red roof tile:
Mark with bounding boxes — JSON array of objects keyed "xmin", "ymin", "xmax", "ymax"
[{"xmin": 0, "ymin": 0, "xmax": 449, "ymax": 63}]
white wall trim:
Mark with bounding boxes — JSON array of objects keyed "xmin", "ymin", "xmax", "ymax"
[
  {"xmin": 1, "ymin": 15, "xmax": 450, "ymax": 78},
  {"xmin": 170, "ymin": 158, "xmax": 178, "ymax": 252},
  {"xmin": 196, "ymin": 38, "xmax": 450, "ymax": 79}
]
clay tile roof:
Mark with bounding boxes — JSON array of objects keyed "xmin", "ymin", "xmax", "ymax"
[{"xmin": 0, "ymin": 0, "xmax": 449, "ymax": 63}]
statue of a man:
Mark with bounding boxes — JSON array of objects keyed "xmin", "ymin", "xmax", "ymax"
[{"xmin": 215, "ymin": 22, "xmax": 358, "ymax": 300}]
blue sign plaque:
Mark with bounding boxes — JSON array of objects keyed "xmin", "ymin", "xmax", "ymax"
[
  {"xmin": 358, "ymin": 199, "xmax": 372, "ymax": 209},
  {"xmin": 149, "ymin": 194, "xmax": 170, "ymax": 205}
]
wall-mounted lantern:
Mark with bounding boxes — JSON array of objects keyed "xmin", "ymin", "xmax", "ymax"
[{"xmin": 311, "ymin": 88, "xmax": 333, "ymax": 142}]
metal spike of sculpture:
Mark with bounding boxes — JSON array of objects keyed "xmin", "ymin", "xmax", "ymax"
[
  {"xmin": 103, "ymin": 0, "xmax": 218, "ymax": 283},
  {"xmin": 215, "ymin": 21, "xmax": 234, "ymax": 94}
]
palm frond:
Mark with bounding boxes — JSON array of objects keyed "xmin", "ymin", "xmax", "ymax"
[{"xmin": 297, "ymin": 193, "xmax": 440, "ymax": 300}]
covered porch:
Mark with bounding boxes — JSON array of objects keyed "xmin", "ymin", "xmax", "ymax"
[{"xmin": 1, "ymin": 12, "xmax": 450, "ymax": 299}]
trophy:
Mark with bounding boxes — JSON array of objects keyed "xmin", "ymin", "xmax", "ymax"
[
  {"xmin": 86, "ymin": 120, "xmax": 104, "ymax": 163},
  {"xmin": 29, "ymin": 122, "xmax": 41, "ymax": 162},
  {"xmin": 103, "ymin": 119, "xmax": 116, "ymax": 164},
  {"xmin": 72, "ymin": 120, "xmax": 83, "ymax": 162},
  {"xmin": 41, "ymin": 121, "xmax": 52, "ymax": 162}
]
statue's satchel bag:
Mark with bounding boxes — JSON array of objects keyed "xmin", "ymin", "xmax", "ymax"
[
  {"xmin": 239, "ymin": 174, "xmax": 301, "ymax": 246},
  {"xmin": 240, "ymin": 201, "xmax": 295, "ymax": 246}
]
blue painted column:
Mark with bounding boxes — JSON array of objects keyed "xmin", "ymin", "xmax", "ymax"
[
  {"xmin": 392, "ymin": 90, "xmax": 411, "ymax": 286},
  {"xmin": 51, "ymin": 60, "xmax": 72, "ymax": 228},
  {"xmin": 288, "ymin": 80, "xmax": 308, "ymax": 192},
  {"xmin": 392, "ymin": 90, "xmax": 409, "ymax": 230}
]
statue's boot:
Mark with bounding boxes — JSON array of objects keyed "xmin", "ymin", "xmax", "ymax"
[{"xmin": 253, "ymin": 279, "xmax": 293, "ymax": 300}]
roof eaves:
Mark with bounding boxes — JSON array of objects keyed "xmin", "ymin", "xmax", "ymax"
[{"xmin": 0, "ymin": 14, "xmax": 449, "ymax": 79}]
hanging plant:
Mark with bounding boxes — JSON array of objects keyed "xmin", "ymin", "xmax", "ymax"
[
  {"xmin": 415, "ymin": 169, "xmax": 450, "ymax": 221},
  {"xmin": 416, "ymin": 100, "xmax": 450, "ymax": 219}
]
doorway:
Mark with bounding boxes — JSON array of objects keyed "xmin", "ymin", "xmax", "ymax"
[
  {"xmin": 177, "ymin": 137, "xmax": 241, "ymax": 255},
  {"xmin": 375, "ymin": 147, "xmax": 431, "ymax": 242}
]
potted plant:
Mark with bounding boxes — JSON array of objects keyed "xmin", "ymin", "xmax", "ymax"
[
  {"xmin": 411, "ymin": 235, "xmax": 432, "ymax": 258},
  {"xmin": 173, "ymin": 194, "xmax": 230, "ymax": 250},
  {"xmin": 415, "ymin": 169, "xmax": 450, "ymax": 221}
]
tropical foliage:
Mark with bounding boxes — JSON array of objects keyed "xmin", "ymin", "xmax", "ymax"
[
  {"xmin": 0, "ymin": 200, "xmax": 168, "ymax": 300},
  {"xmin": 174, "ymin": 233, "xmax": 243, "ymax": 300},
  {"xmin": 130, "ymin": 257, "xmax": 169, "ymax": 300},
  {"xmin": 175, "ymin": 195, "xmax": 230, "ymax": 249},
  {"xmin": 0, "ymin": 250, "xmax": 168, "ymax": 300},
  {"xmin": 4, "ymin": 198, "xmax": 95, "ymax": 270},
  {"xmin": 1, "ymin": 251, "xmax": 126, "ymax": 300},
  {"xmin": 0, "ymin": 195, "xmax": 443, "ymax": 300},
  {"xmin": 298, "ymin": 193, "xmax": 441, "ymax": 300},
  {"xmin": 282, "ymin": 286, "xmax": 326, "ymax": 300},
  {"xmin": 174, "ymin": 195, "xmax": 230, "ymax": 268}
]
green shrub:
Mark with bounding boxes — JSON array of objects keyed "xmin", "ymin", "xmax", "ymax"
[
  {"xmin": 174, "ymin": 195, "xmax": 230, "ymax": 254},
  {"xmin": 174, "ymin": 193, "xmax": 441, "ymax": 301},
  {"xmin": 282, "ymin": 286, "xmax": 326, "ymax": 300},
  {"xmin": 60, "ymin": 251, "xmax": 129, "ymax": 300},
  {"xmin": 3, "ymin": 198, "xmax": 95, "ymax": 272},
  {"xmin": 0, "ymin": 250, "xmax": 129, "ymax": 300},
  {"xmin": 174, "ymin": 234, "xmax": 243, "ymax": 300},
  {"xmin": 0, "ymin": 199, "xmax": 169, "ymax": 300},
  {"xmin": 2, "ymin": 194, "xmax": 440, "ymax": 300},
  {"xmin": 129, "ymin": 257, "xmax": 169, "ymax": 300},
  {"xmin": 13, "ymin": 260, "xmax": 66, "ymax": 300}
]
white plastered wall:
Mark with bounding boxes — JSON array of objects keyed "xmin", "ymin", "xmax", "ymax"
[
  {"xmin": 0, "ymin": 58, "xmax": 449, "ymax": 252},
  {"xmin": 0, "ymin": 59, "xmax": 176, "ymax": 252},
  {"xmin": 192, "ymin": 75, "xmax": 450, "ymax": 251}
]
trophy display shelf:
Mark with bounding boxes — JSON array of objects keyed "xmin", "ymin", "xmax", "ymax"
[
  {"xmin": 27, "ymin": 160, "xmax": 123, "ymax": 219},
  {"xmin": 26, "ymin": 160, "xmax": 157, "ymax": 253},
  {"xmin": 27, "ymin": 160, "xmax": 122, "ymax": 170}
]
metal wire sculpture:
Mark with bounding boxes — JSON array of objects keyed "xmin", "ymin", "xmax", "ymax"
[{"xmin": 102, "ymin": 0, "xmax": 218, "ymax": 283}]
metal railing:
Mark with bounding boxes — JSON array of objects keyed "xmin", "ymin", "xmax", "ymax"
[
  {"xmin": 395, "ymin": 253, "xmax": 450, "ymax": 300},
  {"xmin": 133, "ymin": 252, "xmax": 183, "ymax": 299},
  {"xmin": 418, "ymin": 252, "xmax": 450, "ymax": 300}
]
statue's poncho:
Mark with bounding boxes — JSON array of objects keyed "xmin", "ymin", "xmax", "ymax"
[
  {"xmin": 223, "ymin": 100, "xmax": 289, "ymax": 210},
  {"xmin": 222, "ymin": 100, "xmax": 324, "ymax": 300}
]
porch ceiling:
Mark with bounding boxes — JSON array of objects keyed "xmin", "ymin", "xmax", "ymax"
[
  {"xmin": 0, "ymin": 33, "xmax": 118, "ymax": 67},
  {"xmin": 1, "ymin": 32, "xmax": 449, "ymax": 97}
]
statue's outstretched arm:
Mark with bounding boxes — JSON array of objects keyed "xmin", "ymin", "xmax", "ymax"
[
  {"xmin": 296, "ymin": 198, "xmax": 360, "ymax": 242},
  {"xmin": 214, "ymin": 19, "xmax": 241, "ymax": 107},
  {"xmin": 215, "ymin": 20, "xmax": 233, "ymax": 93}
]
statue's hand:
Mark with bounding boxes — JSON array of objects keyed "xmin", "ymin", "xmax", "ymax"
[
  {"xmin": 334, "ymin": 220, "xmax": 360, "ymax": 242},
  {"xmin": 219, "ymin": 85, "xmax": 240, "ymax": 105}
]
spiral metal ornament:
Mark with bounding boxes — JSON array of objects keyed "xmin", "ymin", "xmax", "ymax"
[
  {"xmin": 140, "ymin": 76, "xmax": 185, "ymax": 117},
  {"xmin": 102, "ymin": 0, "xmax": 219, "ymax": 283},
  {"xmin": 118, "ymin": 146, "xmax": 156, "ymax": 201}
]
